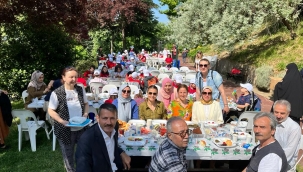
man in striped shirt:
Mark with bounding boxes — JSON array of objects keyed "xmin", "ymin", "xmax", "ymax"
[{"xmin": 149, "ymin": 117, "xmax": 191, "ymax": 172}]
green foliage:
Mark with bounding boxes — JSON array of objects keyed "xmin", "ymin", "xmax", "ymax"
[
  {"xmin": 187, "ymin": 45, "xmax": 212, "ymax": 61},
  {"xmin": 0, "ymin": 22, "xmax": 80, "ymax": 95},
  {"xmin": 276, "ymin": 62, "xmax": 286, "ymax": 71},
  {"xmin": 158, "ymin": 0, "xmax": 187, "ymax": 16},
  {"xmin": 74, "ymin": 59, "xmax": 98, "ymax": 77},
  {"xmin": 274, "ymin": 71, "xmax": 286, "ymax": 78},
  {"xmin": 255, "ymin": 66, "xmax": 273, "ymax": 91}
]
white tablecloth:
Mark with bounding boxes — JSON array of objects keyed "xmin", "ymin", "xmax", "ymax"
[{"xmin": 27, "ymin": 100, "xmax": 44, "ymax": 109}]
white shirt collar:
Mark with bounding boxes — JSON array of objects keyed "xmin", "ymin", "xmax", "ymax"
[
  {"xmin": 98, "ymin": 123, "xmax": 116, "ymax": 139},
  {"xmin": 277, "ymin": 117, "xmax": 291, "ymax": 128}
]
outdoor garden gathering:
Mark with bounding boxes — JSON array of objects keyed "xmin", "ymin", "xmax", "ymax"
[{"xmin": 1, "ymin": 0, "xmax": 303, "ymax": 171}]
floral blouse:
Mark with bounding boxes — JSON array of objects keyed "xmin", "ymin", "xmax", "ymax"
[{"xmin": 167, "ymin": 100, "xmax": 193, "ymax": 121}]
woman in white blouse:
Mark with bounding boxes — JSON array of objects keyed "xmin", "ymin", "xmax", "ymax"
[{"xmin": 192, "ymin": 86, "xmax": 223, "ymax": 124}]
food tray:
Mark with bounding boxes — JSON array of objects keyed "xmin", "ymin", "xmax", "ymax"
[
  {"xmin": 66, "ymin": 119, "xmax": 92, "ymax": 128},
  {"xmin": 203, "ymin": 121, "xmax": 219, "ymax": 128},
  {"xmin": 212, "ymin": 137, "xmax": 237, "ymax": 148},
  {"xmin": 124, "ymin": 136, "xmax": 146, "ymax": 146}
]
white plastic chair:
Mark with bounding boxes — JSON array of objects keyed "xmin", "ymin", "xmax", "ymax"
[
  {"xmin": 44, "ymin": 101, "xmax": 56, "ymax": 151},
  {"xmin": 126, "ymin": 82, "xmax": 140, "ymax": 88},
  {"xmin": 22, "ymin": 90, "xmax": 28, "ymax": 103},
  {"xmin": 89, "ymin": 82, "xmax": 104, "ymax": 95},
  {"xmin": 150, "ymin": 70, "xmax": 160, "ymax": 77},
  {"xmin": 238, "ymin": 111, "xmax": 259, "ymax": 143},
  {"xmin": 147, "ymin": 67, "xmax": 157, "ymax": 71},
  {"xmin": 102, "ymin": 84, "xmax": 118, "ymax": 93},
  {"xmin": 186, "ymin": 70, "xmax": 197, "ymax": 75},
  {"xmin": 108, "ymin": 80, "xmax": 122, "ymax": 88},
  {"xmin": 158, "ymin": 74, "xmax": 170, "ymax": 84},
  {"xmin": 159, "ymin": 67, "xmax": 166, "ymax": 73},
  {"xmin": 12, "ymin": 109, "xmax": 50, "ymax": 152},
  {"xmin": 185, "ymin": 74, "xmax": 196, "ymax": 82},
  {"xmin": 180, "ymin": 66, "xmax": 190, "ymax": 72},
  {"xmin": 163, "ymin": 71, "xmax": 173, "ymax": 78},
  {"xmin": 291, "ymin": 135, "xmax": 303, "ymax": 171},
  {"xmin": 99, "ymin": 93, "xmax": 110, "ymax": 99},
  {"xmin": 129, "ymin": 85, "xmax": 139, "ymax": 99},
  {"xmin": 170, "ymin": 67, "xmax": 179, "ymax": 73}
]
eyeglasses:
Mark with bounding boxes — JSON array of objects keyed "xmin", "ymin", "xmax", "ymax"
[
  {"xmin": 199, "ymin": 64, "xmax": 208, "ymax": 68},
  {"xmin": 148, "ymin": 92, "xmax": 157, "ymax": 96},
  {"xmin": 122, "ymin": 90, "xmax": 131, "ymax": 94},
  {"xmin": 170, "ymin": 129, "xmax": 192, "ymax": 138},
  {"xmin": 202, "ymin": 92, "xmax": 212, "ymax": 95}
]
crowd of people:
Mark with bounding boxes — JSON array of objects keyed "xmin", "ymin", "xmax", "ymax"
[{"xmin": 0, "ymin": 45, "xmax": 303, "ymax": 172}]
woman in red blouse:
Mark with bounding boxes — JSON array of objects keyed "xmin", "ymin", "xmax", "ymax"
[{"xmin": 100, "ymin": 66, "xmax": 109, "ymax": 77}]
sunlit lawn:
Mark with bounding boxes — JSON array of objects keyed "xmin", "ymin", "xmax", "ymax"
[{"xmin": 0, "ymin": 100, "xmax": 64, "ymax": 172}]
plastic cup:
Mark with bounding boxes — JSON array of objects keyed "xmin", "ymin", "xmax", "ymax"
[
  {"xmin": 232, "ymin": 134, "xmax": 238, "ymax": 143},
  {"xmin": 230, "ymin": 126, "xmax": 235, "ymax": 134},
  {"xmin": 246, "ymin": 134, "xmax": 252, "ymax": 143}
]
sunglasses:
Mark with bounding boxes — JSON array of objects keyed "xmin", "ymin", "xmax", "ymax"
[
  {"xmin": 148, "ymin": 92, "xmax": 157, "ymax": 96},
  {"xmin": 199, "ymin": 64, "xmax": 208, "ymax": 68},
  {"xmin": 171, "ymin": 129, "xmax": 192, "ymax": 138},
  {"xmin": 202, "ymin": 92, "xmax": 212, "ymax": 95},
  {"xmin": 122, "ymin": 90, "xmax": 131, "ymax": 94}
]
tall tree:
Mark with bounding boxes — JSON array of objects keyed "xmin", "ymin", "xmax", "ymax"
[{"xmin": 158, "ymin": 0, "xmax": 187, "ymax": 17}]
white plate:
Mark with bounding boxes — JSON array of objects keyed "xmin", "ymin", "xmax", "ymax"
[
  {"xmin": 152, "ymin": 119, "xmax": 167, "ymax": 126},
  {"xmin": 203, "ymin": 120, "xmax": 219, "ymax": 128},
  {"xmin": 128, "ymin": 120, "xmax": 146, "ymax": 126},
  {"xmin": 69, "ymin": 117, "xmax": 87, "ymax": 124},
  {"xmin": 212, "ymin": 137, "xmax": 237, "ymax": 148},
  {"xmin": 124, "ymin": 136, "xmax": 146, "ymax": 146}
]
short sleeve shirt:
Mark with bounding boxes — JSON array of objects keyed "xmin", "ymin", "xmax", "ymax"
[{"xmin": 236, "ymin": 94, "xmax": 251, "ymax": 105}]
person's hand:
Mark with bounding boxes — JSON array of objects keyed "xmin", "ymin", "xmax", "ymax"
[
  {"xmin": 1, "ymin": 90, "xmax": 8, "ymax": 94},
  {"xmin": 223, "ymin": 106, "xmax": 230, "ymax": 114},
  {"xmin": 60, "ymin": 119, "xmax": 69, "ymax": 126},
  {"xmin": 120, "ymin": 152, "xmax": 131, "ymax": 170},
  {"xmin": 83, "ymin": 113, "xmax": 88, "ymax": 118}
]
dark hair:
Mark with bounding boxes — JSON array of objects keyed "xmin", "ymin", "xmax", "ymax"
[
  {"xmin": 62, "ymin": 66, "xmax": 78, "ymax": 76},
  {"xmin": 114, "ymin": 65, "xmax": 123, "ymax": 72},
  {"xmin": 98, "ymin": 103, "xmax": 117, "ymax": 116},
  {"xmin": 101, "ymin": 66, "xmax": 109, "ymax": 75},
  {"xmin": 177, "ymin": 84, "xmax": 188, "ymax": 92},
  {"xmin": 147, "ymin": 85, "xmax": 158, "ymax": 92},
  {"xmin": 90, "ymin": 65, "xmax": 95, "ymax": 70}
]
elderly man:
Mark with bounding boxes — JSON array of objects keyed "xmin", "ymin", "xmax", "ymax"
[
  {"xmin": 149, "ymin": 117, "xmax": 191, "ymax": 172},
  {"xmin": 195, "ymin": 58, "xmax": 229, "ymax": 113},
  {"xmin": 273, "ymin": 100, "xmax": 301, "ymax": 171},
  {"xmin": 76, "ymin": 103, "xmax": 131, "ymax": 172},
  {"xmin": 243, "ymin": 112, "xmax": 288, "ymax": 172}
]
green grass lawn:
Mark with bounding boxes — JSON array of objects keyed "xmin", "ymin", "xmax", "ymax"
[{"xmin": 0, "ymin": 101, "xmax": 65, "ymax": 172}]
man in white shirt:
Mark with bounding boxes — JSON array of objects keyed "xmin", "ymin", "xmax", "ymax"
[
  {"xmin": 273, "ymin": 99, "xmax": 301, "ymax": 171},
  {"xmin": 76, "ymin": 103, "xmax": 131, "ymax": 172}
]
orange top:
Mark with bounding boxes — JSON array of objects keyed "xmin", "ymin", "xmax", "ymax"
[{"xmin": 167, "ymin": 100, "xmax": 193, "ymax": 121}]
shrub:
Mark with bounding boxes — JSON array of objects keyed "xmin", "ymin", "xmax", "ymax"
[
  {"xmin": 276, "ymin": 62, "xmax": 286, "ymax": 71},
  {"xmin": 274, "ymin": 71, "xmax": 286, "ymax": 78},
  {"xmin": 255, "ymin": 66, "xmax": 273, "ymax": 91}
]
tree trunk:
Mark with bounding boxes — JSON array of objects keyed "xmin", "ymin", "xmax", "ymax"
[
  {"xmin": 111, "ymin": 31, "xmax": 114, "ymax": 54},
  {"xmin": 122, "ymin": 21, "xmax": 126, "ymax": 50}
]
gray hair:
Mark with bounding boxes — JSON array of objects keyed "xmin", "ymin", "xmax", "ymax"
[
  {"xmin": 253, "ymin": 112, "xmax": 278, "ymax": 130},
  {"xmin": 167, "ymin": 117, "xmax": 184, "ymax": 133},
  {"xmin": 273, "ymin": 99, "xmax": 291, "ymax": 113}
]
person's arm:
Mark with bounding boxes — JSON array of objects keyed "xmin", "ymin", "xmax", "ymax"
[
  {"xmin": 82, "ymin": 87, "xmax": 89, "ymax": 118},
  {"xmin": 139, "ymin": 104, "xmax": 144, "ymax": 120},
  {"xmin": 242, "ymin": 167, "xmax": 247, "ymax": 172},
  {"xmin": 218, "ymin": 84, "xmax": 229, "ymax": 113},
  {"xmin": 196, "ymin": 87, "xmax": 201, "ymax": 101},
  {"xmin": 162, "ymin": 103, "xmax": 168, "ymax": 119},
  {"xmin": 283, "ymin": 127, "xmax": 301, "ymax": 163},
  {"xmin": 258, "ymin": 153, "xmax": 282, "ymax": 172},
  {"xmin": 75, "ymin": 137, "xmax": 93, "ymax": 172},
  {"xmin": 120, "ymin": 151, "xmax": 131, "ymax": 170},
  {"xmin": 132, "ymin": 100, "xmax": 139, "ymax": 119}
]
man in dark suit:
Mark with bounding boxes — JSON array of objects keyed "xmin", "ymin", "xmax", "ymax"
[{"xmin": 76, "ymin": 103, "xmax": 131, "ymax": 172}]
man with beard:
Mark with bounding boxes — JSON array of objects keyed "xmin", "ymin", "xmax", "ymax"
[{"xmin": 76, "ymin": 103, "xmax": 131, "ymax": 172}]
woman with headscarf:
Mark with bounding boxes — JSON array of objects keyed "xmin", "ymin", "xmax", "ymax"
[
  {"xmin": 272, "ymin": 63, "xmax": 303, "ymax": 124},
  {"xmin": 192, "ymin": 86, "xmax": 223, "ymax": 124},
  {"xmin": 158, "ymin": 78, "xmax": 175, "ymax": 110},
  {"xmin": 25, "ymin": 70, "xmax": 51, "ymax": 120},
  {"xmin": 113, "ymin": 84, "xmax": 139, "ymax": 122}
]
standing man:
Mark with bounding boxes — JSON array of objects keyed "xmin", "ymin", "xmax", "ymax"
[
  {"xmin": 171, "ymin": 44, "xmax": 179, "ymax": 69},
  {"xmin": 273, "ymin": 100, "xmax": 301, "ymax": 171},
  {"xmin": 195, "ymin": 58, "xmax": 229, "ymax": 113},
  {"xmin": 149, "ymin": 117, "xmax": 191, "ymax": 172},
  {"xmin": 243, "ymin": 112, "xmax": 288, "ymax": 172},
  {"xmin": 182, "ymin": 48, "xmax": 188, "ymax": 64},
  {"xmin": 75, "ymin": 103, "xmax": 131, "ymax": 172}
]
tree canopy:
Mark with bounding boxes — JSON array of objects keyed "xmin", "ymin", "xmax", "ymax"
[{"xmin": 168, "ymin": 0, "xmax": 302, "ymax": 49}]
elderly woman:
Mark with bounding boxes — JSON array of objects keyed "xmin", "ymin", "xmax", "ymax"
[
  {"xmin": 192, "ymin": 86, "xmax": 223, "ymax": 124},
  {"xmin": 48, "ymin": 67, "xmax": 89, "ymax": 172},
  {"xmin": 158, "ymin": 78, "xmax": 175, "ymax": 110},
  {"xmin": 113, "ymin": 84, "xmax": 139, "ymax": 121},
  {"xmin": 139, "ymin": 85, "xmax": 167, "ymax": 120},
  {"xmin": 167, "ymin": 84, "xmax": 193, "ymax": 121},
  {"xmin": 25, "ymin": 70, "xmax": 52, "ymax": 120}
]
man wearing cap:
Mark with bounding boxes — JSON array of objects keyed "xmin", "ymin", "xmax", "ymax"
[
  {"xmin": 104, "ymin": 88, "xmax": 118, "ymax": 104},
  {"xmin": 142, "ymin": 70, "xmax": 158, "ymax": 93},
  {"xmin": 273, "ymin": 100, "xmax": 301, "ymax": 172},
  {"xmin": 234, "ymin": 83, "xmax": 253, "ymax": 111},
  {"xmin": 89, "ymin": 70, "xmax": 108, "ymax": 85}
]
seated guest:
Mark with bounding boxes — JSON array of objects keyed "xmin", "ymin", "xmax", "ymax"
[
  {"xmin": 128, "ymin": 72, "xmax": 142, "ymax": 85},
  {"xmin": 0, "ymin": 90, "xmax": 12, "ymax": 149},
  {"xmin": 83, "ymin": 65, "xmax": 95, "ymax": 79},
  {"xmin": 173, "ymin": 75, "xmax": 182, "ymax": 99},
  {"xmin": 167, "ymin": 84, "xmax": 193, "ymax": 121},
  {"xmin": 192, "ymin": 86, "xmax": 223, "ymax": 124},
  {"xmin": 100, "ymin": 66, "xmax": 109, "ymax": 77},
  {"xmin": 165, "ymin": 54, "xmax": 173, "ymax": 68},
  {"xmin": 125, "ymin": 65, "xmax": 135, "ymax": 82},
  {"xmin": 149, "ymin": 117, "xmax": 190, "ymax": 172},
  {"xmin": 106, "ymin": 56, "xmax": 116, "ymax": 69},
  {"xmin": 133, "ymin": 89, "xmax": 145, "ymax": 106},
  {"xmin": 25, "ymin": 70, "xmax": 51, "ymax": 120},
  {"xmin": 104, "ymin": 88, "xmax": 118, "ymax": 104},
  {"xmin": 139, "ymin": 85, "xmax": 167, "ymax": 120},
  {"xmin": 243, "ymin": 112, "xmax": 287, "ymax": 172},
  {"xmin": 234, "ymin": 83, "xmax": 253, "ymax": 111},
  {"xmin": 273, "ymin": 100, "xmax": 301, "ymax": 171},
  {"xmin": 113, "ymin": 84, "xmax": 138, "ymax": 121},
  {"xmin": 158, "ymin": 78, "xmax": 175, "ymax": 110},
  {"xmin": 188, "ymin": 78, "xmax": 196, "ymax": 94},
  {"xmin": 77, "ymin": 74, "xmax": 87, "ymax": 89},
  {"xmin": 76, "ymin": 103, "xmax": 131, "ymax": 171},
  {"xmin": 89, "ymin": 70, "xmax": 108, "ymax": 85},
  {"xmin": 113, "ymin": 65, "xmax": 125, "ymax": 78}
]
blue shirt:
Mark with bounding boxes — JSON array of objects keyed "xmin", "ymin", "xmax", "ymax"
[
  {"xmin": 195, "ymin": 70, "xmax": 223, "ymax": 108},
  {"xmin": 237, "ymin": 94, "xmax": 251, "ymax": 105}
]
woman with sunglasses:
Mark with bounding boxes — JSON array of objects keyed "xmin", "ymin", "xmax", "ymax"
[
  {"xmin": 192, "ymin": 86, "xmax": 223, "ymax": 124},
  {"xmin": 113, "ymin": 84, "xmax": 139, "ymax": 121},
  {"xmin": 158, "ymin": 78, "xmax": 175, "ymax": 110},
  {"xmin": 139, "ymin": 85, "xmax": 167, "ymax": 120},
  {"xmin": 48, "ymin": 67, "xmax": 89, "ymax": 172},
  {"xmin": 25, "ymin": 70, "xmax": 52, "ymax": 121},
  {"xmin": 167, "ymin": 84, "xmax": 193, "ymax": 121}
]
